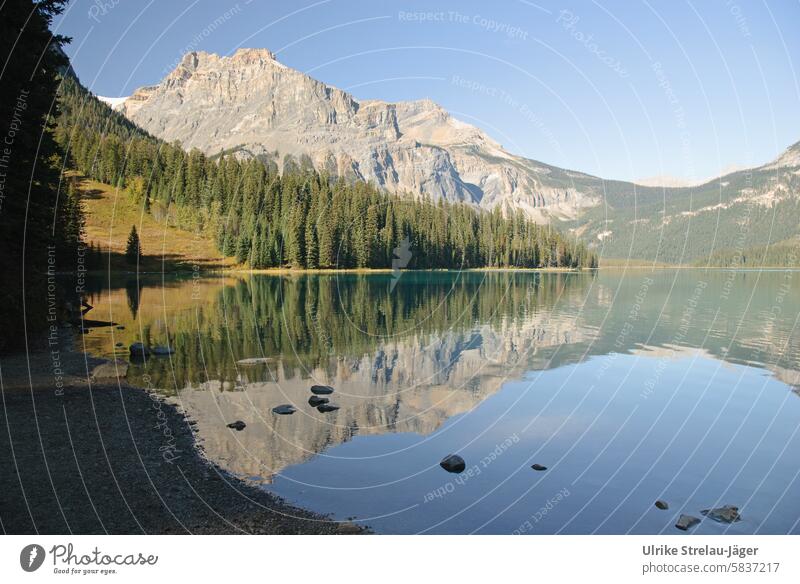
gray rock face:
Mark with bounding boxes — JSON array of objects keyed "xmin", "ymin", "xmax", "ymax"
[{"xmin": 118, "ymin": 49, "xmax": 602, "ymax": 220}]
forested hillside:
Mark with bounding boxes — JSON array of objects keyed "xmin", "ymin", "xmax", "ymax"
[
  {"xmin": 55, "ymin": 76, "xmax": 596, "ymax": 271},
  {"xmin": 567, "ymin": 158, "xmax": 800, "ymax": 264},
  {"xmin": 702, "ymin": 238, "xmax": 800, "ymax": 268},
  {"xmin": 0, "ymin": 0, "xmax": 84, "ymax": 352}
]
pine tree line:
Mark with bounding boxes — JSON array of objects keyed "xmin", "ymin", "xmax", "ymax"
[{"xmin": 56, "ymin": 76, "xmax": 597, "ymax": 270}]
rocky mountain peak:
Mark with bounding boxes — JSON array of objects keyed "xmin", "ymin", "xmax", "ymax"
[{"xmin": 116, "ymin": 48, "xmax": 610, "ymax": 219}]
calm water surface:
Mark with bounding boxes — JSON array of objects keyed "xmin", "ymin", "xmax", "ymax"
[{"xmin": 81, "ymin": 270, "xmax": 800, "ymax": 534}]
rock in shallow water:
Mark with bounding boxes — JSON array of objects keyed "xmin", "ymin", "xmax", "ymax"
[
  {"xmin": 130, "ymin": 342, "xmax": 149, "ymax": 360},
  {"xmin": 226, "ymin": 420, "xmax": 246, "ymax": 431},
  {"xmin": 701, "ymin": 505, "xmax": 741, "ymax": 524},
  {"xmin": 531, "ymin": 464, "xmax": 547, "ymax": 471},
  {"xmin": 310, "ymin": 385, "xmax": 334, "ymax": 395},
  {"xmin": 440, "ymin": 454, "xmax": 466, "ymax": 474},
  {"xmin": 308, "ymin": 395, "xmax": 330, "ymax": 407},
  {"xmin": 91, "ymin": 360, "xmax": 129, "ymax": 380},
  {"xmin": 317, "ymin": 403, "xmax": 340, "ymax": 413},
  {"xmin": 237, "ymin": 357, "xmax": 272, "ymax": 365},
  {"xmin": 655, "ymin": 500, "xmax": 669, "ymax": 510},
  {"xmin": 675, "ymin": 514, "xmax": 701, "ymax": 531},
  {"xmin": 272, "ymin": 405, "xmax": 297, "ymax": 415}
]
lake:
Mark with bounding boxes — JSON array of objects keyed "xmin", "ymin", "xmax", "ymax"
[{"xmin": 80, "ymin": 269, "xmax": 800, "ymax": 534}]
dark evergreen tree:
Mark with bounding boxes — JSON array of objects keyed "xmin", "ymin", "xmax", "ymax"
[
  {"xmin": 0, "ymin": 0, "xmax": 81, "ymax": 352},
  {"xmin": 125, "ymin": 226, "xmax": 141, "ymax": 265}
]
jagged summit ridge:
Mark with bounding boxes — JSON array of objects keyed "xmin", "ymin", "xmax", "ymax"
[{"xmin": 117, "ymin": 48, "xmax": 602, "ymax": 219}]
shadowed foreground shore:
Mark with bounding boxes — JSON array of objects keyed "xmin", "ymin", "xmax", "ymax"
[{"xmin": 0, "ymin": 345, "xmax": 364, "ymax": 535}]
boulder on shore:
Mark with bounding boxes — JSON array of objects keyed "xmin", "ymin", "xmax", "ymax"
[
  {"xmin": 310, "ymin": 385, "xmax": 334, "ymax": 395},
  {"xmin": 308, "ymin": 395, "xmax": 329, "ymax": 407},
  {"xmin": 317, "ymin": 403, "xmax": 340, "ymax": 413},
  {"xmin": 675, "ymin": 514, "xmax": 701, "ymax": 531},
  {"xmin": 701, "ymin": 505, "xmax": 741, "ymax": 524},
  {"xmin": 91, "ymin": 360, "xmax": 129, "ymax": 380},
  {"xmin": 440, "ymin": 454, "xmax": 466, "ymax": 474}
]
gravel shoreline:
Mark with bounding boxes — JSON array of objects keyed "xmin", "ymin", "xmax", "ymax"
[{"xmin": 0, "ymin": 337, "xmax": 365, "ymax": 534}]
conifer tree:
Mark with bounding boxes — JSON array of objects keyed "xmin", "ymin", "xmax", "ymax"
[{"xmin": 125, "ymin": 226, "xmax": 141, "ymax": 265}]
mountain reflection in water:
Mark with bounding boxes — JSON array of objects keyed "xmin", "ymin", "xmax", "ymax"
[{"xmin": 81, "ymin": 270, "xmax": 800, "ymax": 533}]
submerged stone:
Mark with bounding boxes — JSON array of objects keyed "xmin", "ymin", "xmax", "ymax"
[
  {"xmin": 129, "ymin": 342, "xmax": 149, "ymax": 360},
  {"xmin": 655, "ymin": 500, "xmax": 669, "ymax": 510},
  {"xmin": 272, "ymin": 404, "xmax": 297, "ymax": 415},
  {"xmin": 701, "ymin": 505, "xmax": 741, "ymax": 524},
  {"xmin": 531, "ymin": 464, "xmax": 547, "ymax": 471},
  {"xmin": 440, "ymin": 454, "xmax": 466, "ymax": 474},
  {"xmin": 675, "ymin": 514, "xmax": 701, "ymax": 531},
  {"xmin": 151, "ymin": 345, "xmax": 174, "ymax": 356}
]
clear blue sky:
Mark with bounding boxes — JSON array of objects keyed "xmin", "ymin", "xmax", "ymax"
[{"xmin": 55, "ymin": 0, "xmax": 800, "ymax": 183}]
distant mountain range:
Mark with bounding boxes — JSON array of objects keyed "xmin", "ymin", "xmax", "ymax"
[{"xmin": 99, "ymin": 48, "xmax": 800, "ymax": 263}]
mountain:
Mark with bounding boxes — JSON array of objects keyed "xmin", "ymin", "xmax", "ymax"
[
  {"xmin": 110, "ymin": 49, "xmax": 800, "ymax": 264},
  {"xmin": 114, "ymin": 48, "xmax": 604, "ymax": 222},
  {"xmin": 571, "ymin": 141, "xmax": 800, "ymax": 263}
]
